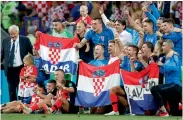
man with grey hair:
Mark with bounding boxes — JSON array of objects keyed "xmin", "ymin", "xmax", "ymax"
[
  {"xmin": 150, "ymin": 40, "xmax": 182, "ymax": 116},
  {"xmin": 1, "ymin": 25, "xmax": 33, "ymax": 101}
]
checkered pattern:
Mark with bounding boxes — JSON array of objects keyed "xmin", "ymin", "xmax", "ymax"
[
  {"xmin": 18, "ymin": 66, "xmax": 38, "ymax": 97},
  {"xmin": 48, "ymin": 48, "xmax": 61, "ymax": 65},
  {"xmin": 93, "ymin": 78, "xmax": 105, "ymax": 96},
  {"xmin": 25, "ymin": 66, "xmax": 37, "ymax": 88},
  {"xmin": 22, "ymin": 1, "xmax": 34, "ymax": 8},
  {"xmin": 46, "ymin": 3, "xmax": 68, "ymax": 28},
  {"xmin": 34, "ymin": 1, "xmax": 49, "ymax": 22},
  {"xmin": 114, "ymin": 7, "xmax": 125, "ymax": 20},
  {"xmin": 22, "ymin": 1, "xmax": 50, "ymax": 23},
  {"xmin": 18, "ymin": 81, "xmax": 25, "ymax": 97}
]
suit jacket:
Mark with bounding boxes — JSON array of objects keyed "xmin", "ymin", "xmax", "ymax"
[{"xmin": 1, "ymin": 35, "xmax": 33, "ymax": 76}]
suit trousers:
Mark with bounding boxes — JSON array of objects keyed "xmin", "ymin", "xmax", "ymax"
[
  {"xmin": 7, "ymin": 65, "xmax": 23, "ymax": 101},
  {"xmin": 151, "ymin": 83, "xmax": 182, "ymax": 116}
]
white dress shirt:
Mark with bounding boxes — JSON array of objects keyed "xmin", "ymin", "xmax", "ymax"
[
  {"xmin": 101, "ymin": 13, "xmax": 132, "ymax": 45},
  {"xmin": 10, "ymin": 36, "xmax": 23, "ymax": 67},
  {"xmin": 119, "ymin": 30, "xmax": 133, "ymax": 45}
]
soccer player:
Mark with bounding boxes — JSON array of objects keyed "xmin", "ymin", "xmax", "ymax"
[{"xmin": 1, "ymin": 84, "xmax": 45, "ymax": 113}]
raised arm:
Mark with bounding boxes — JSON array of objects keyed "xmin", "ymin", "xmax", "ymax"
[
  {"xmin": 73, "ymin": 38, "xmax": 88, "ymax": 49},
  {"xmin": 99, "ymin": 6, "xmax": 115, "ymax": 32},
  {"xmin": 124, "ymin": 10, "xmax": 144, "ymax": 32},
  {"xmin": 142, "ymin": 6, "xmax": 158, "ymax": 32},
  {"xmin": 149, "ymin": 3, "xmax": 160, "ymax": 20},
  {"xmin": 137, "ymin": 31, "xmax": 144, "ymax": 49}
]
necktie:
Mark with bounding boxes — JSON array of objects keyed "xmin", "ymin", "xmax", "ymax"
[{"xmin": 9, "ymin": 41, "xmax": 15, "ymax": 67}]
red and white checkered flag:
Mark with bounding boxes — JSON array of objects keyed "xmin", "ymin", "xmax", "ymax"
[
  {"xmin": 48, "ymin": 48, "xmax": 61, "ymax": 65},
  {"xmin": 93, "ymin": 78, "xmax": 105, "ymax": 96}
]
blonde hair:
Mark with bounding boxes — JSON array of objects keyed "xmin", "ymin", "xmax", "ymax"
[
  {"xmin": 23, "ymin": 54, "xmax": 34, "ymax": 65},
  {"xmin": 80, "ymin": 5, "xmax": 88, "ymax": 12}
]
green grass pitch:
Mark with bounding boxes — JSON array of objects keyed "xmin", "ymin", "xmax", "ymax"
[{"xmin": 1, "ymin": 114, "xmax": 182, "ymax": 120}]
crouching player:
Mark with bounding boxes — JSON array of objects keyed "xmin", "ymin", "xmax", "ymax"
[
  {"xmin": 42, "ymin": 69, "xmax": 79, "ymax": 114},
  {"xmin": 42, "ymin": 79, "xmax": 69, "ymax": 114},
  {"xmin": 21, "ymin": 80, "xmax": 57, "ymax": 114},
  {"xmin": 23, "ymin": 69, "xmax": 79, "ymax": 114}
]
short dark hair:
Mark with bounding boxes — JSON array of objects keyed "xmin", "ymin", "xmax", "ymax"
[
  {"xmin": 38, "ymin": 83, "xmax": 46, "ymax": 93},
  {"xmin": 143, "ymin": 19, "xmax": 154, "ymax": 25},
  {"xmin": 48, "ymin": 79, "xmax": 56, "ymax": 84},
  {"xmin": 128, "ymin": 45, "xmax": 139, "ymax": 55},
  {"xmin": 143, "ymin": 42, "xmax": 154, "ymax": 52},
  {"xmin": 150, "ymin": 55, "xmax": 158, "ymax": 63},
  {"xmin": 158, "ymin": 17, "xmax": 164, "ymax": 21},
  {"xmin": 93, "ymin": 18, "xmax": 103, "ymax": 24},
  {"xmin": 163, "ymin": 18, "xmax": 175, "ymax": 25},
  {"xmin": 116, "ymin": 19, "xmax": 126, "ymax": 29}
]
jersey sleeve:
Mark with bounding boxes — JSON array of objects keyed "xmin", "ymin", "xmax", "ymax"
[
  {"xmin": 84, "ymin": 30, "xmax": 92, "ymax": 41},
  {"xmin": 20, "ymin": 67, "xmax": 26, "ymax": 77}
]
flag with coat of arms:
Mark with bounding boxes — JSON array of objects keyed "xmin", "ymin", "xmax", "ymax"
[
  {"xmin": 121, "ymin": 63, "xmax": 159, "ymax": 115},
  {"xmin": 75, "ymin": 60, "xmax": 120, "ymax": 107},
  {"xmin": 34, "ymin": 33, "xmax": 79, "ymax": 82}
]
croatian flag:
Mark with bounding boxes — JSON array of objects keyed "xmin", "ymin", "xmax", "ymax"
[
  {"xmin": 121, "ymin": 63, "xmax": 159, "ymax": 115},
  {"xmin": 75, "ymin": 60, "xmax": 120, "ymax": 107},
  {"xmin": 34, "ymin": 33, "xmax": 79, "ymax": 81}
]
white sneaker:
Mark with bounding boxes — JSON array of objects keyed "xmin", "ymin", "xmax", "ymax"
[{"xmin": 104, "ymin": 111, "xmax": 119, "ymax": 115}]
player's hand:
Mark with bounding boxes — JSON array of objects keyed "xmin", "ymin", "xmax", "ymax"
[
  {"xmin": 114, "ymin": 33, "xmax": 119, "ymax": 40},
  {"xmin": 99, "ymin": 6, "xmax": 104, "ymax": 15},
  {"xmin": 157, "ymin": 1, "xmax": 163, "ymax": 10},
  {"xmin": 24, "ymin": 74, "xmax": 29, "ymax": 78},
  {"xmin": 142, "ymin": 6, "xmax": 148, "ymax": 12},
  {"xmin": 124, "ymin": 9, "xmax": 130, "ymax": 16},
  {"xmin": 156, "ymin": 31, "xmax": 163, "ymax": 37},
  {"xmin": 139, "ymin": 31, "xmax": 144, "ymax": 38},
  {"xmin": 56, "ymin": 82, "xmax": 64, "ymax": 90},
  {"xmin": 130, "ymin": 57, "xmax": 136, "ymax": 63},
  {"xmin": 138, "ymin": 54, "xmax": 143, "ymax": 61}
]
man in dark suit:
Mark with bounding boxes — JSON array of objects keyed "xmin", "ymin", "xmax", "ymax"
[{"xmin": 1, "ymin": 25, "xmax": 33, "ymax": 101}]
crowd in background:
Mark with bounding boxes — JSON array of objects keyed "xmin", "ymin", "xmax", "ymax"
[{"xmin": 1, "ymin": 1, "xmax": 182, "ymax": 117}]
